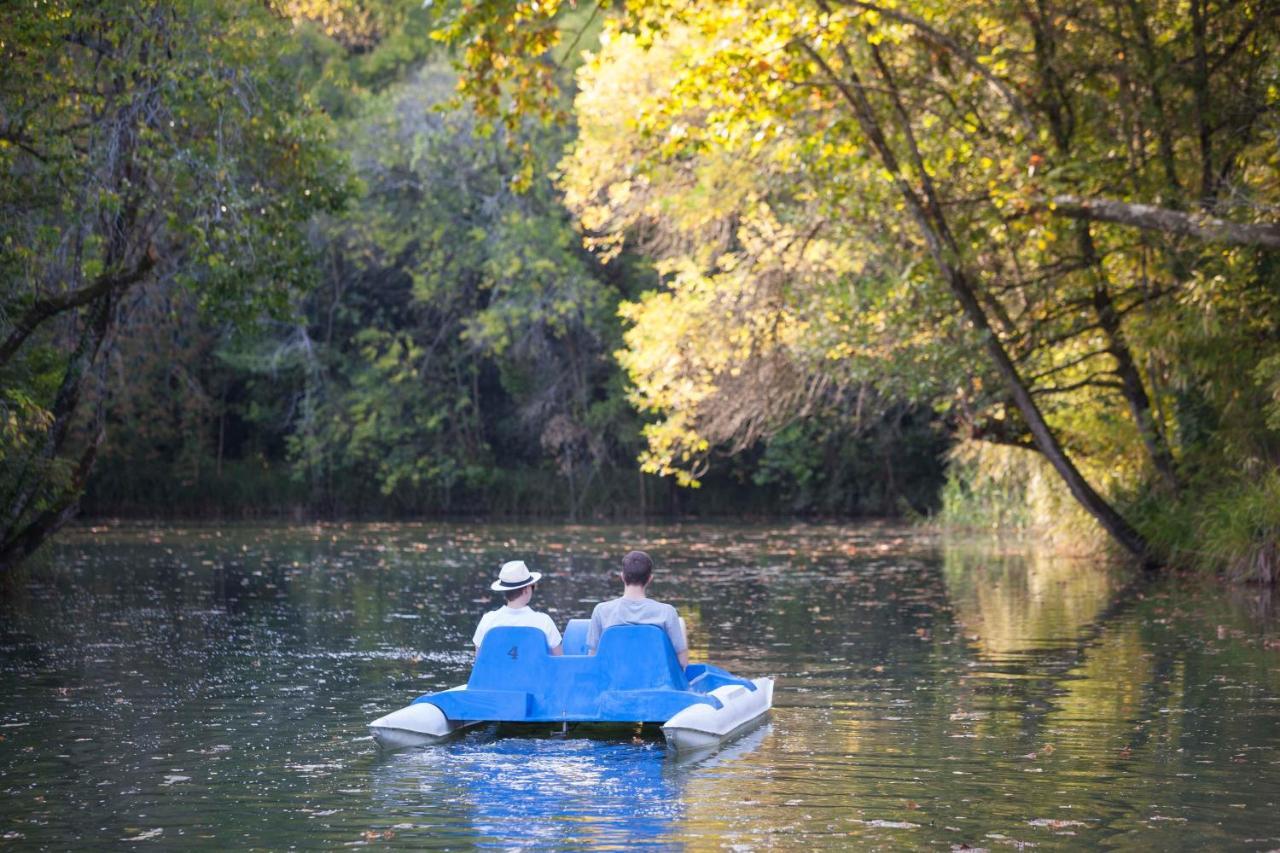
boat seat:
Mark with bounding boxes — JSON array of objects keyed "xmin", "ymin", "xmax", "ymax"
[
  {"xmin": 424, "ymin": 624, "xmax": 715, "ymax": 723},
  {"xmin": 561, "ymin": 618, "xmax": 590, "ymax": 655},
  {"xmin": 594, "ymin": 624, "xmax": 690, "ymax": 692},
  {"xmin": 467, "ymin": 626, "xmax": 552, "ymax": 692}
]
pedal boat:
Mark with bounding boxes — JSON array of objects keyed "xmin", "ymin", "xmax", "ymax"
[{"xmin": 370, "ymin": 620, "xmax": 774, "ymax": 752}]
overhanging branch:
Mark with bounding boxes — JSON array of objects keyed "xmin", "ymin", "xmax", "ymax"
[
  {"xmin": 0, "ymin": 247, "xmax": 157, "ymax": 367},
  {"xmin": 1047, "ymin": 196, "xmax": 1280, "ymax": 250}
]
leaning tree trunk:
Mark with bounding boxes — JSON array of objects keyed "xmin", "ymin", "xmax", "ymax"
[
  {"xmin": 943, "ymin": 267, "xmax": 1156, "ymax": 565},
  {"xmin": 803, "ymin": 35, "xmax": 1158, "ymax": 567},
  {"xmin": 0, "ymin": 293, "xmax": 116, "ymax": 573},
  {"xmin": 0, "ymin": 420, "xmax": 106, "ymax": 574}
]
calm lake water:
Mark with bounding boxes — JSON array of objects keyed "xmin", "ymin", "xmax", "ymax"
[{"xmin": 2, "ymin": 522, "xmax": 1279, "ymax": 849}]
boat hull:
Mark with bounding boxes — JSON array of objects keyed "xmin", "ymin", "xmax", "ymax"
[
  {"xmin": 370, "ymin": 696, "xmax": 471, "ymax": 748},
  {"xmin": 370, "ymin": 677, "xmax": 775, "ymax": 752},
  {"xmin": 661, "ymin": 677, "xmax": 774, "ymax": 752}
]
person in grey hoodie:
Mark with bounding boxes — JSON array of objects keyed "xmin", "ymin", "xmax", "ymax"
[{"xmin": 586, "ymin": 550, "xmax": 689, "ymax": 667}]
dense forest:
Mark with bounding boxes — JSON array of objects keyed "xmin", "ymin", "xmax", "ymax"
[{"xmin": 2, "ymin": 0, "xmax": 1278, "ymax": 580}]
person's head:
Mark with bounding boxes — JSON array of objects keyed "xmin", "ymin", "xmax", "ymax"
[
  {"xmin": 504, "ymin": 583, "xmax": 535, "ymax": 607},
  {"xmin": 490, "ymin": 560, "xmax": 542, "ymax": 606},
  {"xmin": 621, "ymin": 550, "xmax": 654, "ymax": 588}
]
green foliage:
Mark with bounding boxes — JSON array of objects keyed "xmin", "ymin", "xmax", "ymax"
[
  {"xmin": 9, "ymin": 0, "xmax": 954, "ymax": 550},
  {"xmin": 24, "ymin": 0, "xmax": 1273, "ymax": 586},
  {"xmin": 0, "ymin": 0, "xmax": 351, "ymax": 324},
  {"xmin": 1, "ymin": 0, "xmax": 351, "ymax": 567},
  {"xmin": 1129, "ymin": 470, "xmax": 1280, "ymax": 585},
  {"xmin": 226, "ymin": 59, "xmax": 648, "ymax": 515},
  {"xmin": 753, "ymin": 410, "xmax": 947, "ymax": 515},
  {"xmin": 283, "ymin": 0, "xmax": 440, "ymax": 117}
]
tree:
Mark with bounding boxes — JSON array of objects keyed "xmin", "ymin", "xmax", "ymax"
[
  {"xmin": 0, "ymin": 0, "xmax": 349, "ymax": 570},
  {"xmin": 251, "ymin": 64, "xmax": 639, "ymax": 516},
  {"xmin": 434, "ymin": 0, "xmax": 1280, "ymax": 566}
]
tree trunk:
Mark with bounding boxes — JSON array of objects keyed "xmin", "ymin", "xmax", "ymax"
[
  {"xmin": 0, "ymin": 421, "xmax": 105, "ymax": 573},
  {"xmin": 3, "ymin": 293, "xmax": 115, "ymax": 535},
  {"xmin": 1076, "ymin": 224, "xmax": 1179, "ymax": 491},
  {"xmin": 804, "ymin": 35, "xmax": 1158, "ymax": 567},
  {"xmin": 947, "ymin": 267, "xmax": 1156, "ymax": 565},
  {"xmin": 0, "ymin": 292, "xmax": 116, "ymax": 572},
  {"xmin": 638, "ymin": 468, "xmax": 647, "ymax": 518}
]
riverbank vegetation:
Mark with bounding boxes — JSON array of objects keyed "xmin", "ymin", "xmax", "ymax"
[{"xmin": 2, "ymin": 0, "xmax": 1277, "ymax": 580}]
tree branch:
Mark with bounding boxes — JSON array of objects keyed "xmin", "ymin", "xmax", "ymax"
[
  {"xmin": 831, "ymin": 0, "xmax": 1035, "ymax": 133},
  {"xmin": 1027, "ymin": 348, "xmax": 1114, "ymax": 384},
  {"xmin": 1032, "ymin": 376, "xmax": 1126, "ymax": 396},
  {"xmin": 0, "ymin": 247, "xmax": 156, "ymax": 368},
  {"xmin": 1046, "ymin": 196, "xmax": 1280, "ymax": 250}
]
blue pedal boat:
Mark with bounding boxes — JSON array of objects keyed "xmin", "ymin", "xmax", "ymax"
[{"xmin": 370, "ymin": 619, "xmax": 774, "ymax": 752}]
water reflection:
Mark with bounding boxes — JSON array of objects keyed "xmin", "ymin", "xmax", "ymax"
[
  {"xmin": 942, "ymin": 543, "xmax": 1126, "ymax": 660},
  {"xmin": 367, "ymin": 725, "xmax": 774, "ymax": 848}
]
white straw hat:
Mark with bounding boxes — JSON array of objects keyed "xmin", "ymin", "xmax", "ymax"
[{"xmin": 490, "ymin": 560, "xmax": 542, "ymax": 592}]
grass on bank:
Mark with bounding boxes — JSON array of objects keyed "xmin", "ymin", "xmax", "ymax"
[{"xmin": 940, "ymin": 441, "xmax": 1280, "ymax": 585}]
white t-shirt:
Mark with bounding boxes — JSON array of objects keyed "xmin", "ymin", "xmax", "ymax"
[{"xmin": 472, "ymin": 605, "xmax": 563, "ymax": 651}]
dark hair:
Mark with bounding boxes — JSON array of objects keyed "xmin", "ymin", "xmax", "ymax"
[
  {"xmin": 621, "ymin": 550, "xmax": 654, "ymax": 586},
  {"xmin": 504, "ymin": 585, "xmax": 533, "ymax": 604}
]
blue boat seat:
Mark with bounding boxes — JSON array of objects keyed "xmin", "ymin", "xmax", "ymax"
[
  {"xmin": 418, "ymin": 624, "xmax": 720, "ymax": 723},
  {"xmin": 467, "ymin": 625, "xmax": 554, "ymax": 692},
  {"xmin": 561, "ymin": 618, "xmax": 590, "ymax": 655},
  {"xmin": 595, "ymin": 624, "xmax": 690, "ymax": 691}
]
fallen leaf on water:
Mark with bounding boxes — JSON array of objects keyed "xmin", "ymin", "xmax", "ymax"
[{"xmin": 122, "ymin": 828, "xmax": 163, "ymax": 842}]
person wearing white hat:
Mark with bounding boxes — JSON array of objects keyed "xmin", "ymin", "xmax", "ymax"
[{"xmin": 471, "ymin": 560, "xmax": 563, "ymax": 656}]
